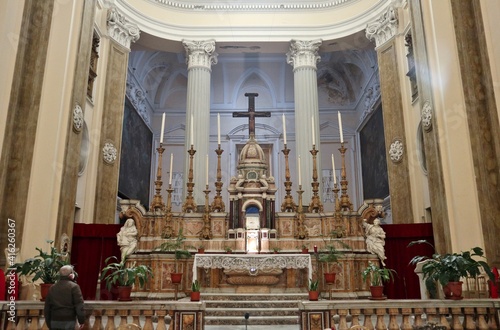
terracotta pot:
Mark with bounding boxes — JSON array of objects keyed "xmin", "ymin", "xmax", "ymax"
[
  {"xmin": 443, "ymin": 281, "xmax": 463, "ymax": 300},
  {"xmin": 308, "ymin": 291, "xmax": 319, "ymax": 301},
  {"xmin": 190, "ymin": 291, "xmax": 201, "ymax": 301},
  {"xmin": 324, "ymin": 272, "xmax": 336, "ymax": 284},
  {"xmin": 302, "ymin": 248, "xmax": 309, "ymax": 254},
  {"xmin": 369, "ymin": 285, "xmax": 386, "ymax": 300},
  {"xmin": 171, "ymin": 272, "xmax": 182, "ymax": 284},
  {"xmin": 40, "ymin": 283, "xmax": 53, "ymax": 301},
  {"xmin": 197, "ymin": 248, "xmax": 205, "ymax": 254},
  {"xmin": 117, "ymin": 286, "xmax": 132, "ymax": 301}
]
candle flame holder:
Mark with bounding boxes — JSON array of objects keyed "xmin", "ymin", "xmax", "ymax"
[
  {"xmin": 294, "ymin": 185, "xmax": 308, "ymax": 239},
  {"xmin": 308, "ymin": 144, "xmax": 324, "ymax": 213},
  {"xmin": 211, "ymin": 145, "xmax": 225, "ymax": 212},
  {"xmin": 281, "ymin": 144, "xmax": 297, "ymax": 212},
  {"xmin": 182, "ymin": 145, "xmax": 197, "ymax": 213},
  {"xmin": 151, "ymin": 143, "xmax": 165, "ymax": 211}
]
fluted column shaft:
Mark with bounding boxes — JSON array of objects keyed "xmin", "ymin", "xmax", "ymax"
[
  {"xmin": 287, "ymin": 39, "xmax": 322, "ymax": 202},
  {"xmin": 183, "ymin": 40, "xmax": 218, "ymax": 206}
]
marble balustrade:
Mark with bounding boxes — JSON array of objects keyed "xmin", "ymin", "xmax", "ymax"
[{"xmin": 1, "ymin": 299, "xmax": 499, "ymax": 330}]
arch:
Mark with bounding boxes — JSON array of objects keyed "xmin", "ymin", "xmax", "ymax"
[{"xmin": 241, "ymin": 199, "xmax": 263, "ymax": 212}]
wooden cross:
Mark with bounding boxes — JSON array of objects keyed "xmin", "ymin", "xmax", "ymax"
[{"xmin": 232, "ymin": 93, "xmax": 271, "ymax": 137}]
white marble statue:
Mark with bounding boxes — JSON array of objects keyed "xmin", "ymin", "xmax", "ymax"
[
  {"xmin": 117, "ymin": 218, "xmax": 138, "ymax": 260},
  {"xmin": 363, "ymin": 218, "xmax": 387, "ymax": 266}
]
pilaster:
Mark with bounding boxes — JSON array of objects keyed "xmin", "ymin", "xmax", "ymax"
[
  {"xmin": 366, "ymin": 6, "xmax": 413, "ymax": 224},
  {"xmin": 94, "ymin": 7, "xmax": 139, "ymax": 223}
]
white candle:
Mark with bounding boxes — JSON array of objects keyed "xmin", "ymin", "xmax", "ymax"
[
  {"xmin": 190, "ymin": 115, "xmax": 194, "ymax": 146},
  {"xmin": 331, "ymin": 154, "xmax": 336, "ymax": 185},
  {"xmin": 217, "ymin": 113, "xmax": 221, "ymax": 145},
  {"xmin": 298, "ymin": 155, "xmax": 302, "ymax": 186},
  {"xmin": 311, "ymin": 116, "xmax": 315, "ymax": 146},
  {"xmin": 205, "ymin": 154, "xmax": 209, "ymax": 186},
  {"xmin": 338, "ymin": 111, "xmax": 344, "ymax": 143},
  {"xmin": 160, "ymin": 113, "xmax": 165, "ymax": 144},
  {"xmin": 282, "ymin": 114, "xmax": 287, "ymax": 145},
  {"xmin": 169, "ymin": 153, "xmax": 173, "ymax": 185}
]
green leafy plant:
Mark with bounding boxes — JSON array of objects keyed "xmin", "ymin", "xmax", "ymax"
[
  {"xmin": 156, "ymin": 229, "xmax": 193, "ymax": 271},
  {"xmin": 13, "ymin": 240, "xmax": 70, "ymax": 284},
  {"xmin": 100, "ymin": 256, "xmax": 153, "ymax": 290},
  {"xmin": 408, "ymin": 242, "xmax": 494, "ymax": 298},
  {"xmin": 362, "ymin": 261, "xmax": 396, "ymax": 286},
  {"xmin": 272, "ymin": 247, "xmax": 281, "ymax": 253},
  {"xmin": 318, "ymin": 229, "xmax": 351, "ymax": 268},
  {"xmin": 191, "ymin": 279, "xmax": 201, "ymax": 292},
  {"xmin": 308, "ymin": 278, "xmax": 319, "ymax": 291}
]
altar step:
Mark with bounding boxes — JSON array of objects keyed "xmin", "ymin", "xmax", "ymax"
[{"xmin": 202, "ymin": 293, "xmax": 306, "ymax": 326}]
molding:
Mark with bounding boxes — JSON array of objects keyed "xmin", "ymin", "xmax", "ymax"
[
  {"xmin": 366, "ymin": 6, "xmax": 398, "ymax": 48},
  {"xmin": 107, "ymin": 7, "xmax": 140, "ymax": 49}
]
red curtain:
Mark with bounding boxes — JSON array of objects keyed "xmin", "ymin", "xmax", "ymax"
[
  {"xmin": 71, "ymin": 224, "xmax": 121, "ymax": 300},
  {"xmin": 381, "ymin": 223, "xmax": 435, "ymax": 299}
]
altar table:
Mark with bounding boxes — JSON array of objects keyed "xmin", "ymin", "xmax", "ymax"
[{"xmin": 192, "ymin": 253, "xmax": 312, "ymax": 282}]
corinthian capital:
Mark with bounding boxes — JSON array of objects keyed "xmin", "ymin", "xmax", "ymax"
[
  {"xmin": 366, "ymin": 6, "xmax": 398, "ymax": 47},
  {"xmin": 286, "ymin": 39, "xmax": 322, "ymax": 71},
  {"xmin": 183, "ymin": 40, "xmax": 218, "ymax": 70},
  {"xmin": 107, "ymin": 7, "xmax": 140, "ymax": 49}
]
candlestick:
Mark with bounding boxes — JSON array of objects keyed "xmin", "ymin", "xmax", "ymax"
[
  {"xmin": 282, "ymin": 114, "xmax": 287, "ymax": 145},
  {"xmin": 298, "ymin": 155, "xmax": 302, "ymax": 186},
  {"xmin": 217, "ymin": 113, "xmax": 221, "ymax": 145},
  {"xmin": 331, "ymin": 154, "xmax": 336, "ymax": 184},
  {"xmin": 206, "ymin": 154, "xmax": 209, "ymax": 186},
  {"xmin": 190, "ymin": 114, "xmax": 194, "ymax": 147},
  {"xmin": 169, "ymin": 153, "xmax": 173, "ymax": 185},
  {"xmin": 311, "ymin": 116, "xmax": 315, "ymax": 146},
  {"xmin": 160, "ymin": 113, "xmax": 165, "ymax": 143},
  {"xmin": 338, "ymin": 111, "xmax": 344, "ymax": 143}
]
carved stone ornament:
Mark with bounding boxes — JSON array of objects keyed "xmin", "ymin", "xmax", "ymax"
[
  {"xmin": 107, "ymin": 7, "xmax": 140, "ymax": 49},
  {"xmin": 72, "ymin": 103, "xmax": 84, "ymax": 132},
  {"xmin": 183, "ymin": 39, "xmax": 218, "ymax": 69},
  {"xmin": 421, "ymin": 100, "xmax": 433, "ymax": 131},
  {"xmin": 102, "ymin": 142, "xmax": 118, "ymax": 165},
  {"xmin": 389, "ymin": 139, "xmax": 404, "ymax": 163},
  {"xmin": 286, "ymin": 39, "xmax": 322, "ymax": 70},
  {"xmin": 366, "ymin": 6, "xmax": 398, "ymax": 47}
]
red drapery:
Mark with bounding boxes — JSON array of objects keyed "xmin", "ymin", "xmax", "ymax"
[
  {"xmin": 381, "ymin": 223, "xmax": 435, "ymax": 299},
  {"xmin": 71, "ymin": 224, "xmax": 121, "ymax": 300}
]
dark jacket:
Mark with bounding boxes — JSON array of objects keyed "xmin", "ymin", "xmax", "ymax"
[{"xmin": 44, "ymin": 277, "xmax": 85, "ymax": 329}]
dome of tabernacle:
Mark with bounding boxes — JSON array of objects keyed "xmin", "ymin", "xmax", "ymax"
[{"xmin": 239, "ymin": 136, "xmax": 266, "ymax": 166}]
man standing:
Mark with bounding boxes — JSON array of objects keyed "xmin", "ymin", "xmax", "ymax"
[{"xmin": 44, "ymin": 265, "xmax": 85, "ymax": 330}]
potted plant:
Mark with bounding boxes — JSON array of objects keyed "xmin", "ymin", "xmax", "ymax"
[
  {"xmin": 361, "ymin": 261, "xmax": 396, "ymax": 299},
  {"xmin": 190, "ymin": 279, "xmax": 201, "ymax": 301},
  {"xmin": 298, "ymin": 244, "xmax": 309, "ymax": 254},
  {"xmin": 308, "ymin": 278, "xmax": 319, "ymax": 301},
  {"xmin": 409, "ymin": 242, "xmax": 494, "ymax": 300},
  {"xmin": 224, "ymin": 246, "xmax": 233, "ymax": 254},
  {"xmin": 197, "ymin": 244, "xmax": 205, "ymax": 254},
  {"xmin": 272, "ymin": 247, "xmax": 281, "ymax": 254},
  {"xmin": 13, "ymin": 240, "xmax": 70, "ymax": 301},
  {"xmin": 318, "ymin": 230, "xmax": 351, "ymax": 284},
  {"xmin": 100, "ymin": 255, "xmax": 153, "ymax": 301},
  {"xmin": 156, "ymin": 229, "xmax": 192, "ymax": 284}
]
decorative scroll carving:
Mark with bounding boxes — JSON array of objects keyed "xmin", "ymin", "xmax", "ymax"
[
  {"xmin": 107, "ymin": 7, "xmax": 140, "ymax": 49},
  {"xmin": 286, "ymin": 39, "xmax": 322, "ymax": 70},
  {"xmin": 421, "ymin": 100, "xmax": 433, "ymax": 131},
  {"xmin": 72, "ymin": 103, "xmax": 84, "ymax": 132},
  {"xmin": 389, "ymin": 139, "xmax": 404, "ymax": 163},
  {"xmin": 183, "ymin": 39, "xmax": 218, "ymax": 69},
  {"xmin": 102, "ymin": 141, "xmax": 118, "ymax": 164},
  {"xmin": 366, "ymin": 6, "xmax": 398, "ymax": 47}
]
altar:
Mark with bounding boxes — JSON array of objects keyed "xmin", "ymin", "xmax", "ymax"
[{"xmin": 193, "ymin": 253, "xmax": 312, "ymax": 293}]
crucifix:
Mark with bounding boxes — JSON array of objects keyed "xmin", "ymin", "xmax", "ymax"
[{"xmin": 233, "ymin": 93, "xmax": 271, "ymax": 137}]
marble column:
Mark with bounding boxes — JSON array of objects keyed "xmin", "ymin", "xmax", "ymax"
[
  {"xmin": 366, "ymin": 6, "xmax": 413, "ymax": 224},
  {"xmin": 94, "ymin": 8, "xmax": 139, "ymax": 223},
  {"xmin": 0, "ymin": 0, "xmax": 55, "ymax": 267},
  {"xmin": 183, "ymin": 40, "xmax": 218, "ymax": 207},
  {"xmin": 286, "ymin": 39, "xmax": 322, "ymax": 203}
]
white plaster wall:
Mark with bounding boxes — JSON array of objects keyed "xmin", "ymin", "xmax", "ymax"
[{"xmin": 421, "ymin": 0, "xmax": 483, "ymax": 251}]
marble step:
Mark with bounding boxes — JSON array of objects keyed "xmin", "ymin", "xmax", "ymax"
[
  {"xmin": 200, "ymin": 293, "xmax": 308, "ymax": 301},
  {"xmin": 205, "ymin": 300, "xmax": 300, "ymax": 309},
  {"xmin": 206, "ymin": 306, "xmax": 299, "ymax": 317},
  {"xmin": 204, "ymin": 314, "xmax": 299, "ymax": 326}
]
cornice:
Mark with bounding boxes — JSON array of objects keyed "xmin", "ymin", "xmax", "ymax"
[{"xmin": 153, "ymin": 0, "xmax": 356, "ymax": 11}]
